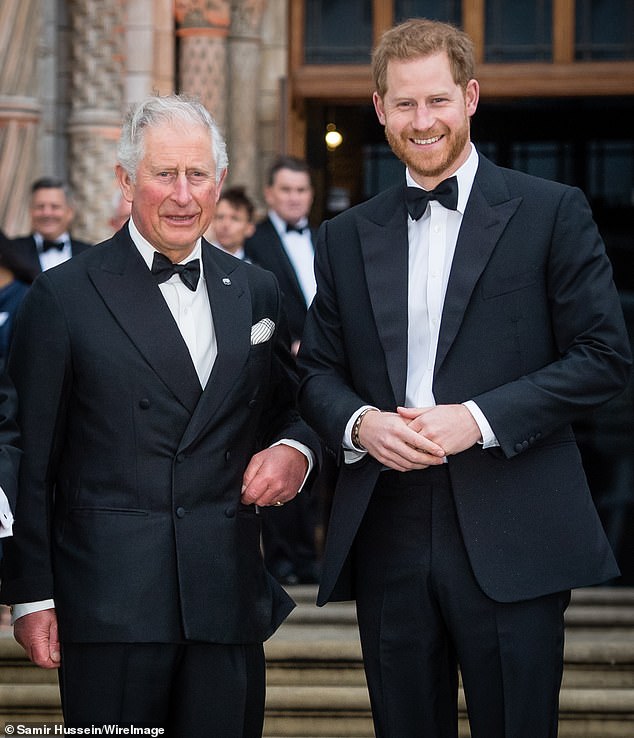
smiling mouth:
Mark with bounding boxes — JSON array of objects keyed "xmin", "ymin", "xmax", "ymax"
[
  {"xmin": 411, "ymin": 135, "xmax": 442, "ymax": 145},
  {"xmin": 165, "ymin": 214, "xmax": 197, "ymax": 222}
]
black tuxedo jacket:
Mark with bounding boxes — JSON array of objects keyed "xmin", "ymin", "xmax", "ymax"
[
  {"xmin": 298, "ymin": 154, "xmax": 631, "ymax": 606},
  {"xmin": 1, "ymin": 229, "xmax": 319, "ymax": 644},
  {"xmin": 10, "ymin": 234, "xmax": 92, "ymax": 283},
  {"xmin": 245, "ymin": 217, "xmax": 316, "ymax": 344}
]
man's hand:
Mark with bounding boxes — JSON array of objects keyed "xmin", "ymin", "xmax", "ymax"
[
  {"xmin": 357, "ymin": 410, "xmax": 446, "ymax": 472},
  {"xmin": 397, "ymin": 404, "xmax": 482, "ymax": 456},
  {"xmin": 13, "ymin": 608, "xmax": 61, "ymax": 669},
  {"xmin": 241, "ymin": 444, "xmax": 308, "ymax": 507}
]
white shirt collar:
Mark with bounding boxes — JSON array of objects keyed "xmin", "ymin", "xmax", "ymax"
[
  {"xmin": 34, "ymin": 231, "xmax": 71, "ymax": 250},
  {"xmin": 406, "ymin": 142, "xmax": 479, "ymax": 214},
  {"xmin": 128, "ymin": 216, "xmax": 204, "ymax": 277},
  {"xmin": 269, "ymin": 209, "xmax": 309, "ymax": 236}
]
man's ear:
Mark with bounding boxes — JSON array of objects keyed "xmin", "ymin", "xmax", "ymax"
[
  {"xmin": 115, "ymin": 165, "xmax": 134, "ymax": 202},
  {"xmin": 373, "ymin": 92, "xmax": 386, "ymax": 126}
]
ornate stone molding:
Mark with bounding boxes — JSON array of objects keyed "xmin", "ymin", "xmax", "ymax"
[
  {"xmin": 0, "ymin": 0, "xmax": 40, "ymax": 234},
  {"xmin": 67, "ymin": 0, "xmax": 125, "ymax": 243},
  {"xmin": 175, "ymin": 1, "xmax": 231, "ymax": 132}
]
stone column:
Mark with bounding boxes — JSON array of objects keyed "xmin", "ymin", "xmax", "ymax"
[
  {"xmin": 0, "ymin": 0, "xmax": 40, "ymax": 235},
  {"xmin": 67, "ymin": 0, "xmax": 125, "ymax": 243},
  {"xmin": 175, "ymin": 0, "xmax": 230, "ymax": 132},
  {"xmin": 227, "ymin": 0, "xmax": 267, "ymax": 190}
]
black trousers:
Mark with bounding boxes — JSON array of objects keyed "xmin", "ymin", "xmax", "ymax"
[
  {"xmin": 59, "ymin": 641, "xmax": 265, "ymax": 737},
  {"xmin": 353, "ymin": 465, "xmax": 570, "ymax": 738}
]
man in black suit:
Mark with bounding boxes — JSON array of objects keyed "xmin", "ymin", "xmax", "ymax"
[
  {"xmin": 245, "ymin": 155, "xmax": 316, "ymax": 354},
  {"xmin": 10, "ymin": 177, "xmax": 91, "ymax": 282},
  {"xmin": 297, "ymin": 19, "xmax": 631, "ymax": 738},
  {"xmin": 245, "ymin": 156, "xmax": 321, "ymax": 585},
  {"xmin": 1, "ymin": 94, "xmax": 319, "ymax": 736}
]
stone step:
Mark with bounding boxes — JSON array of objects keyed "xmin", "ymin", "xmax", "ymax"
[{"xmin": 1, "ymin": 588, "xmax": 633, "ymax": 737}]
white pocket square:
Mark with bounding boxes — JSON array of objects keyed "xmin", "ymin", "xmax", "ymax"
[{"xmin": 250, "ymin": 318, "xmax": 275, "ymax": 345}]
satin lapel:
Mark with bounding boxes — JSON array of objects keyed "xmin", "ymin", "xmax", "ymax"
[
  {"xmin": 434, "ymin": 167, "xmax": 522, "ymax": 377},
  {"xmin": 358, "ymin": 185, "xmax": 409, "ymax": 405},
  {"xmin": 88, "ymin": 233, "xmax": 202, "ymax": 413},
  {"xmin": 178, "ymin": 245, "xmax": 250, "ymax": 450}
]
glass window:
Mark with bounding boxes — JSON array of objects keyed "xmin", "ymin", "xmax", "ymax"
[
  {"xmin": 363, "ymin": 144, "xmax": 403, "ymax": 199},
  {"xmin": 485, "ymin": 0, "xmax": 552, "ymax": 62},
  {"xmin": 510, "ymin": 142, "xmax": 575, "ymax": 184},
  {"xmin": 394, "ymin": 0, "xmax": 461, "ymax": 25},
  {"xmin": 304, "ymin": 0, "xmax": 373, "ymax": 64},
  {"xmin": 587, "ymin": 141, "xmax": 634, "ymax": 207},
  {"xmin": 575, "ymin": 0, "xmax": 634, "ymax": 60}
]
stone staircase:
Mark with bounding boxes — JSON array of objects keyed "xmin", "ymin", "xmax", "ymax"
[{"xmin": 1, "ymin": 588, "xmax": 633, "ymax": 737}]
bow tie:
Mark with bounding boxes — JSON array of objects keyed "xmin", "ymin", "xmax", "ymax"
[
  {"xmin": 151, "ymin": 251, "xmax": 200, "ymax": 291},
  {"xmin": 286, "ymin": 222, "xmax": 306, "ymax": 234},
  {"xmin": 42, "ymin": 240, "xmax": 66, "ymax": 252},
  {"xmin": 406, "ymin": 176, "xmax": 459, "ymax": 220}
]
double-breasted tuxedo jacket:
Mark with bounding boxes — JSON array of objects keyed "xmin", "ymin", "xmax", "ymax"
[
  {"xmin": 1, "ymin": 229, "xmax": 319, "ymax": 644},
  {"xmin": 9, "ymin": 234, "xmax": 92, "ymax": 283},
  {"xmin": 245, "ymin": 217, "xmax": 316, "ymax": 344},
  {"xmin": 297, "ymin": 153, "xmax": 631, "ymax": 607}
]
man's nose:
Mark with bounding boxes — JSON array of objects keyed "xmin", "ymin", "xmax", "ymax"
[
  {"xmin": 172, "ymin": 174, "xmax": 193, "ymax": 204},
  {"xmin": 412, "ymin": 104, "xmax": 435, "ymax": 131}
]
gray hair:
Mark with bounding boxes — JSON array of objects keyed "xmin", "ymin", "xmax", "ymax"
[{"xmin": 117, "ymin": 94, "xmax": 228, "ymax": 183}]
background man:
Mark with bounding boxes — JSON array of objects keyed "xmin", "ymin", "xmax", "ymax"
[
  {"xmin": 1, "ymin": 94, "xmax": 319, "ymax": 736},
  {"xmin": 10, "ymin": 177, "xmax": 91, "ymax": 282},
  {"xmin": 297, "ymin": 18, "xmax": 631, "ymax": 738},
  {"xmin": 245, "ymin": 155, "xmax": 316, "ymax": 354},
  {"xmin": 210, "ymin": 185, "xmax": 256, "ymax": 260}
]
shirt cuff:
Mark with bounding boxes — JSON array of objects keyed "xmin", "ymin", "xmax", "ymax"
[
  {"xmin": 11, "ymin": 600, "xmax": 56, "ymax": 625},
  {"xmin": 273, "ymin": 440, "xmax": 314, "ymax": 493},
  {"xmin": 0, "ymin": 485, "xmax": 13, "ymax": 538},
  {"xmin": 463, "ymin": 400, "xmax": 499, "ymax": 448}
]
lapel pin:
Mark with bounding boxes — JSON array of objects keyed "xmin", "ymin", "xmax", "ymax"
[{"xmin": 222, "ymin": 278, "xmax": 231, "ymax": 286}]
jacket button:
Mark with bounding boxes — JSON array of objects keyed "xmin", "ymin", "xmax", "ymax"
[
  {"xmin": 176, "ymin": 453, "xmax": 185, "ymax": 463},
  {"xmin": 139, "ymin": 398, "xmax": 150, "ymax": 410},
  {"xmin": 225, "ymin": 450, "xmax": 231, "ymax": 462},
  {"xmin": 514, "ymin": 443, "xmax": 523, "ymax": 453},
  {"xmin": 248, "ymin": 399, "xmax": 257, "ymax": 408},
  {"xmin": 225, "ymin": 506, "xmax": 236, "ymax": 518},
  {"xmin": 176, "ymin": 507, "xmax": 186, "ymax": 518}
]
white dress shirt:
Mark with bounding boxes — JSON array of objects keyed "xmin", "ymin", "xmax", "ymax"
[
  {"xmin": 131, "ymin": 220, "xmax": 216, "ymax": 388},
  {"xmin": 269, "ymin": 210, "xmax": 317, "ymax": 307},
  {"xmin": 344, "ymin": 145, "xmax": 497, "ymax": 462},
  {"xmin": 35, "ymin": 231, "xmax": 73, "ymax": 272}
]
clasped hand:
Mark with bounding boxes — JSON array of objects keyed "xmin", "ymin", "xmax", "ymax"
[{"xmin": 358, "ymin": 404, "xmax": 481, "ymax": 472}]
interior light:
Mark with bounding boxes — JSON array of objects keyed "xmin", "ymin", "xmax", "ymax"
[{"xmin": 325, "ymin": 123, "xmax": 343, "ymax": 150}]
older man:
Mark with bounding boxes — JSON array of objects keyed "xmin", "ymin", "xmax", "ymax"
[{"xmin": 1, "ymin": 94, "xmax": 319, "ymax": 736}]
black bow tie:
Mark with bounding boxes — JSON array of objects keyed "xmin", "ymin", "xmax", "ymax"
[
  {"xmin": 286, "ymin": 222, "xmax": 306, "ymax": 234},
  {"xmin": 406, "ymin": 177, "xmax": 459, "ymax": 220},
  {"xmin": 151, "ymin": 251, "xmax": 200, "ymax": 292},
  {"xmin": 42, "ymin": 240, "xmax": 65, "ymax": 252}
]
